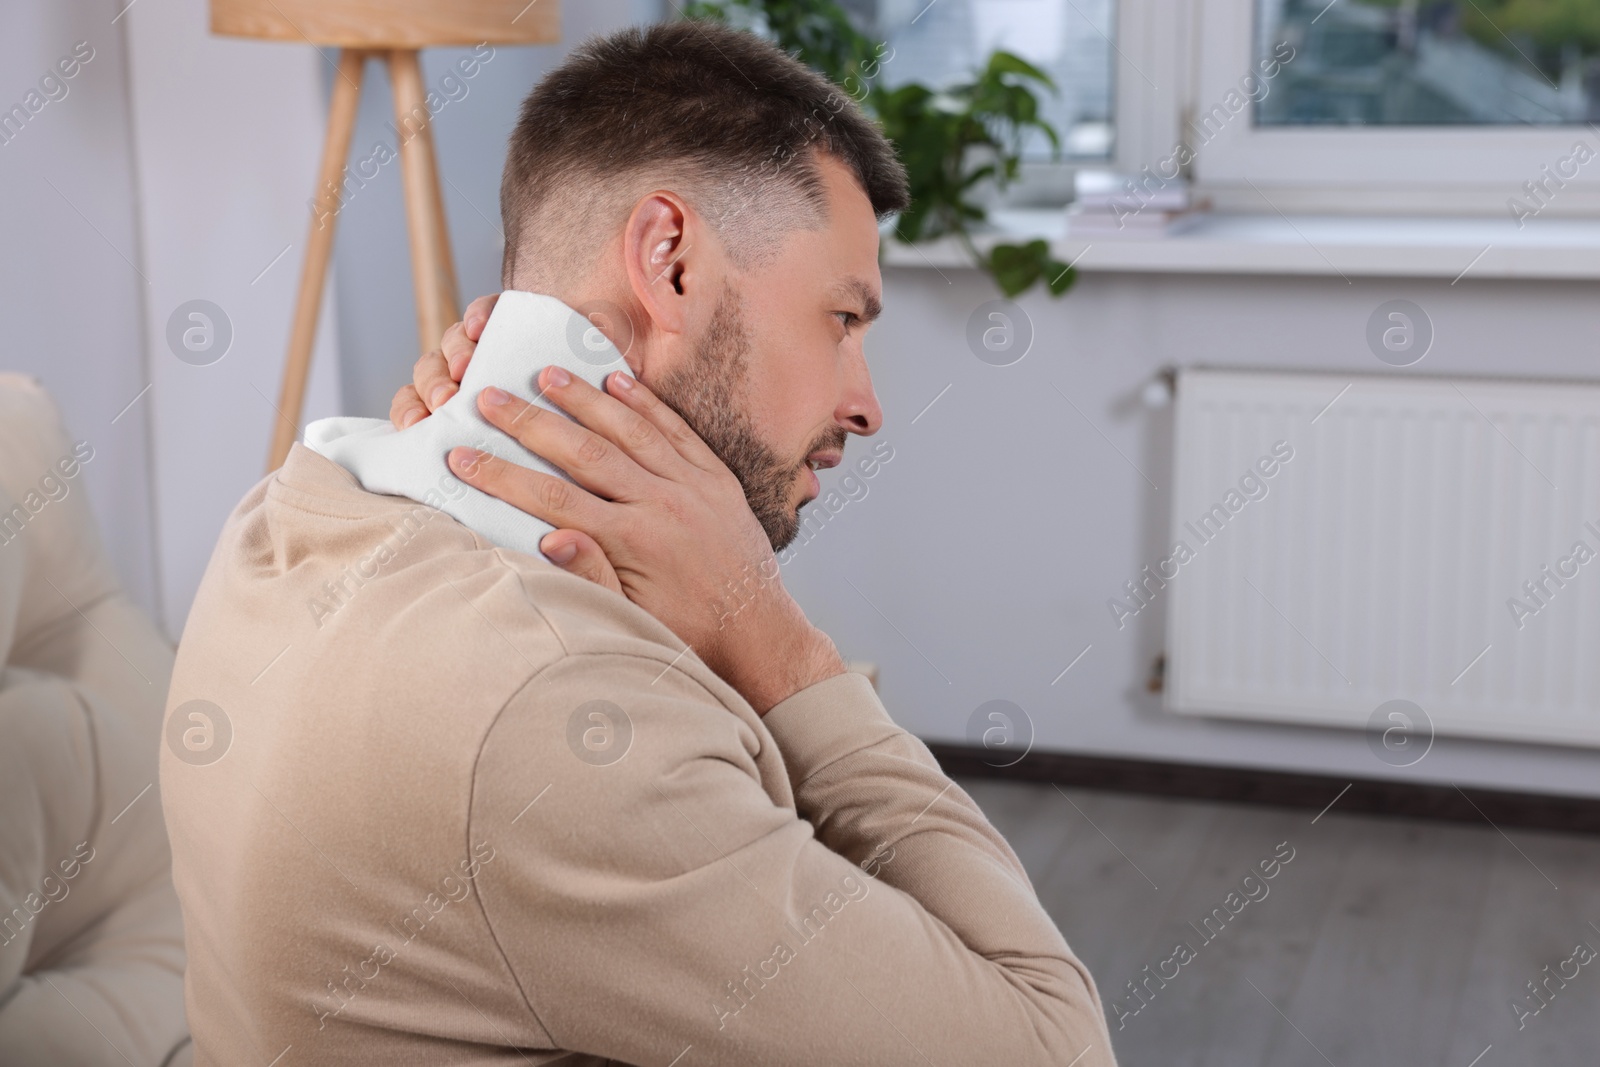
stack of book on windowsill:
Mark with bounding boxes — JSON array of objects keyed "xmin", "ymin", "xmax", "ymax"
[{"xmin": 1066, "ymin": 169, "xmax": 1201, "ymax": 239}]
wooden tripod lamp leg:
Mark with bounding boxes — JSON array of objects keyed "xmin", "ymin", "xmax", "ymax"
[
  {"xmin": 267, "ymin": 48, "xmax": 367, "ymax": 474},
  {"xmin": 388, "ymin": 49, "xmax": 460, "ymax": 359}
]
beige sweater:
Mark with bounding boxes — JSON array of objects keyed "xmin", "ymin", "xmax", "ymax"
[{"xmin": 161, "ymin": 444, "xmax": 1116, "ymax": 1066}]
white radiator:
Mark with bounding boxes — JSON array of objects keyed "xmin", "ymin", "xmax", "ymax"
[{"xmin": 1164, "ymin": 368, "xmax": 1600, "ymax": 749}]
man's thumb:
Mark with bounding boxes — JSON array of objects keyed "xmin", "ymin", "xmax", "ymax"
[{"xmin": 539, "ymin": 531, "xmax": 622, "ymax": 594}]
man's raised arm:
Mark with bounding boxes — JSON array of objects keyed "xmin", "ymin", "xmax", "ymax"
[
  {"xmin": 397, "ymin": 309, "xmax": 1116, "ymax": 1064},
  {"xmin": 472, "ymin": 646, "xmax": 1115, "ymax": 1066}
]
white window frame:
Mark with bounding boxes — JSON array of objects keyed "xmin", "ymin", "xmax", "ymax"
[
  {"xmin": 1000, "ymin": 0, "xmax": 1197, "ymax": 207},
  {"xmin": 1172, "ymin": 0, "xmax": 1600, "ymax": 217},
  {"xmin": 973, "ymin": 0, "xmax": 1600, "ymax": 218}
]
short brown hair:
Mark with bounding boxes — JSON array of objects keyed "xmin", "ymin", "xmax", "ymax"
[{"xmin": 499, "ymin": 19, "xmax": 909, "ymax": 289}]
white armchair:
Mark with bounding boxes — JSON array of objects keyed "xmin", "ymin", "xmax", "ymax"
[{"xmin": 0, "ymin": 373, "xmax": 189, "ymax": 1065}]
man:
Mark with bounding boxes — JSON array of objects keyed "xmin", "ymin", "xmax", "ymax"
[{"xmin": 162, "ymin": 20, "xmax": 1115, "ymax": 1066}]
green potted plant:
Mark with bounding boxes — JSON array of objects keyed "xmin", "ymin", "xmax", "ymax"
[{"xmin": 682, "ymin": 0, "xmax": 1078, "ymax": 298}]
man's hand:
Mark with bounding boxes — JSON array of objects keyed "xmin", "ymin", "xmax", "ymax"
[
  {"xmin": 448, "ymin": 367, "xmax": 844, "ymax": 714},
  {"xmin": 389, "ymin": 294, "xmax": 499, "ymax": 429},
  {"xmin": 386, "ymin": 295, "xmax": 841, "ymax": 711}
]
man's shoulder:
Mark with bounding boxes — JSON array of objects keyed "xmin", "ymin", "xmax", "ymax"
[
  {"xmin": 168, "ymin": 445, "xmax": 762, "ymax": 813},
  {"xmin": 179, "ymin": 443, "xmax": 709, "ymax": 712}
]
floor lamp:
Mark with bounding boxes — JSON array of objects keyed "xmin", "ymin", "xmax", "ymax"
[{"xmin": 210, "ymin": 0, "xmax": 561, "ymax": 472}]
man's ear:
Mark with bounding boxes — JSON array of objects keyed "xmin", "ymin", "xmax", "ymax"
[{"xmin": 623, "ymin": 191, "xmax": 699, "ymax": 339}]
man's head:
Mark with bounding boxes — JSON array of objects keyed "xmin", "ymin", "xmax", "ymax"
[{"xmin": 499, "ymin": 20, "xmax": 909, "ymax": 550}]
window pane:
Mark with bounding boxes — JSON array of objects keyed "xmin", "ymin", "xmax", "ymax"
[
  {"xmin": 1256, "ymin": 0, "xmax": 1600, "ymax": 126},
  {"xmin": 857, "ymin": 0, "xmax": 1117, "ymax": 159}
]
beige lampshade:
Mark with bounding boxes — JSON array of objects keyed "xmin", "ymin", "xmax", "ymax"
[{"xmin": 211, "ymin": 0, "xmax": 559, "ymax": 47}]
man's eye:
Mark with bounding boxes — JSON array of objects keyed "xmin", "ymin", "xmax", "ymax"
[{"xmin": 834, "ymin": 311, "xmax": 859, "ymax": 329}]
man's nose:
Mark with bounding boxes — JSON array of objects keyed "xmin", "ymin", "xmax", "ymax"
[{"xmin": 836, "ymin": 355, "xmax": 882, "ymax": 436}]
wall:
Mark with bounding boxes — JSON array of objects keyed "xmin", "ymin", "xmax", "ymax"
[
  {"xmin": 780, "ymin": 266, "xmax": 1600, "ymax": 799},
  {"xmin": 123, "ymin": 0, "xmax": 344, "ymax": 640},
  {"xmin": 2, "ymin": 0, "xmax": 345, "ymax": 640},
  {"xmin": 0, "ymin": 2, "xmax": 160, "ymax": 619}
]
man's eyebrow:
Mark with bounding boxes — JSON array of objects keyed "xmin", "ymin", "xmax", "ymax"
[{"xmin": 835, "ymin": 277, "xmax": 884, "ymax": 324}]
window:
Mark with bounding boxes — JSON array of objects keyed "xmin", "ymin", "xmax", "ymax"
[
  {"xmin": 1257, "ymin": 0, "xmax": 1600, "ymax": 127},
  {"xmin": 1187, "ymin": 0, "xmax": 1600, "ymax": 212},
  {"xmin": 756, "ymin": 0, "xmax": 1600, "ymax": 216},
  {"xmin": 857, "ymin": 0, "xmax": 1118, "ymax": 161}
]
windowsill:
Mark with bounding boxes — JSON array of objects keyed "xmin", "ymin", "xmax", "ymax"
[{"xmin": 880, "ymin": 209, "xmax": 1600, "ymax": 281}]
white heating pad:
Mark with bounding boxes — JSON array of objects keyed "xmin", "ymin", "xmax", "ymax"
[{"xmin": 304, "ymin": 291, "xmax": 628, "ymax": 560}]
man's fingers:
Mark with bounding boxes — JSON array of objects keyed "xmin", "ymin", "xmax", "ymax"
[
  {"xmin": 439, "ymin": 320, "xmax": 475, "ymax": 381},
  {"xmin": 475, "ymin": 385, "xmax": 656, "ymax": 503},
  {"xmin": 531, "ymin": 366, "xmax": 689, "ymax": 480},
  {"xmin": 388, "ymin": 293, "xmax": 497, "ymax": 432},
  {"xmin": 463, "ymin": 293, "xmax": 499, "ymax": 341},
  {"xmin": 538, "ymin": 530, "xmax": 622, "ymax": 594},
  {"xmin": 412, "ymin": 348, "xmax": 458, "ymax": 412},
  {"xmin": 448, "ymin": 445, "xmax": 611, "ymax": 534},
  {"xmin": 441, "ymin": 293, "xmax": 499, "ymax": 383},
  {"xmin": 390, "ymin": 385, "xmax": 428, "ymax": 429},
  {"xmin": 602, "ymin": 369, "xmax": 727, "ymax": 475}
]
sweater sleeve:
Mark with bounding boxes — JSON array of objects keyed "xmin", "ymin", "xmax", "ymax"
[{"xmin": 469, "ymin": 653, "xmax": 1116, "ymax": 1067}]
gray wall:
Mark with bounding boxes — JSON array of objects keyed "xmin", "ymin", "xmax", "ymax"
[
  {"xmin": 781, "ymin": 267, "xmax": 1600, "ymax": 798},
  {"xmin": 125, "ymin": 0, "xmax": 346, "ymax": 641},
  {"xmin": 3, "ymin": 0, "xmax": 348, "ymax": 639},
  {"xmin": 0, "ymin": 2, "xmax": 160, "ymax": 619}
]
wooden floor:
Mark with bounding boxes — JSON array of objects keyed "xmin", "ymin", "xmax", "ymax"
[{"xmin": 956, "ymin": 776, "xmax": 1600, "ymax": 1067}]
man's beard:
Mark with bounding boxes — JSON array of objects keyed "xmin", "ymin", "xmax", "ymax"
[{"xmin": 651, "ymin": 284, "xmax": 844, "ymax": 552}]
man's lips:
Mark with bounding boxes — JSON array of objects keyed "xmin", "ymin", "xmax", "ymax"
[{"xmin": 799, "ymin": 451, "xmax": 841, "ymax": 503}]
